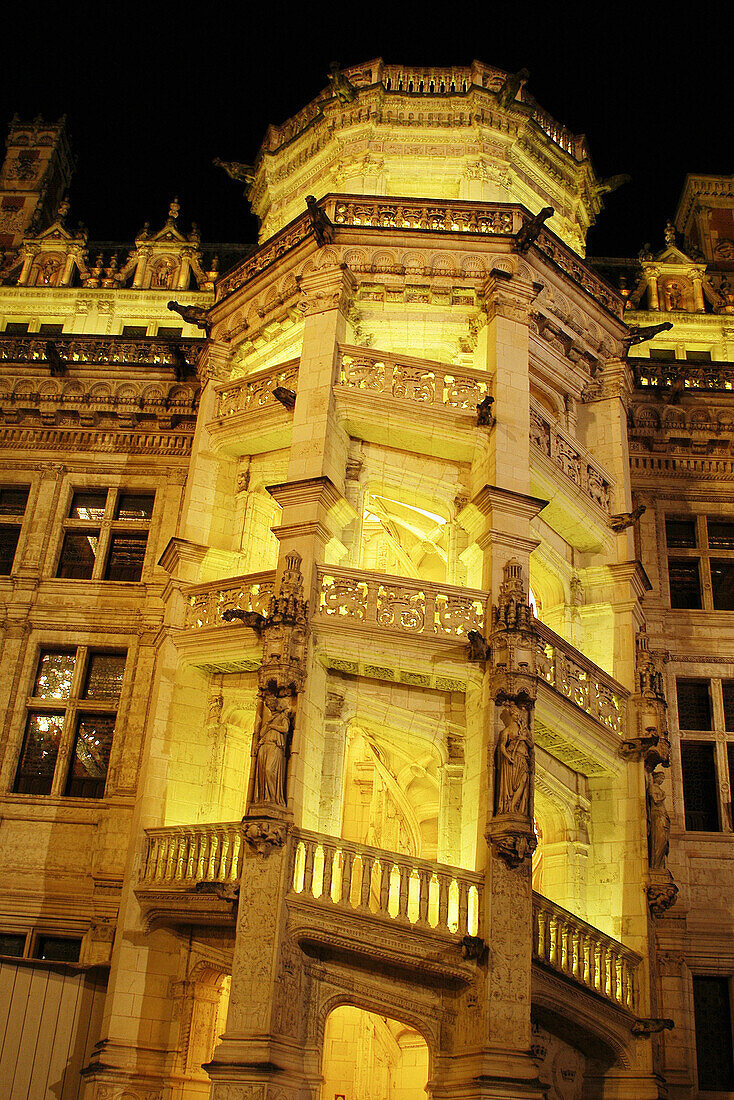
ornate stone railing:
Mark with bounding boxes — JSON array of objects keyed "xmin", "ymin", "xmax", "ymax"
[
  {"xmin": 185, "ymin": 572, "xmax": 276, "ymax": 629},
  {"xmin": 217, "ymin": 216, "xmax": 312, "ymax": 299},
  {"xmin": 533, "ymin": 892, "xmax": 639, "ymax": 1012},
  {"xmin": 633, "ymin": 357, "xmax": 734, "ymax": 392},
  {"xmin": 337, "ymin": 344, "xmax": 490, "ymax": 410},
  {"xmin": 290, "ymin": 828, "xmax": 482, "ymax": 938},
  {"xmin": 530, "ymin": 403, "xmax": 612, "ymax": 512},
  {"xmin": 329, "ymin": 195, "xmax": 518, "ymax": 236},
  {"xmin": 317, "ymin": 566, "xmax": 487, "ymax": 640},
  {"xmin": 534, "ymin": 621, "xmax": 627, "ymax": 734},
  {"xmin": 215, "ymin": 359, "xmax": 300, "ymax": 418},
  {"xmin": 0, "ymin": 333, "xmax": 202, "ymax": 368},
  {"xmin": 534, "ymin": 232, "xmax": 622, "ymax": 317},
  {"xmin": 140, "ymin": 822, "xmax": 242, "ymax": 888}
]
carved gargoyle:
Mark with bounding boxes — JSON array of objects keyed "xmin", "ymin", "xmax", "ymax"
[
  {"xmin": 622, "ymin": 321, "xmax": 673, "ymax": 348},
  {"xmin": 460, "ymin": 935, "xmax": 487, "ymax": 962},
  {"xmin": 467, "ymin": 629, "xmax": 490, "ymax": 662},
  {"xmin": 328, "ymin": 62, "xmax": 357, "ymax": 104},
  {"xmin": 221, "ymin": 608, "xmax": 267, "ymax": 633},
  {"xmin": 631, "ymin": 1018, "xmax": 675, "ymax": 1038},
  {"xmin": 193, "ymin": 881, "xmax": 240, "ymax": 905},
  {"xmin": 496, "ymin": 67, "xmax": 530, "ymax": 109},
  {"xmin": 594, "ymin": 173, "xmax": 631, "ymax": 198},
  {"xmin": 609, "ymin": 504, "xmax": 646, "ymax": 532},
  {"xmin": 476, "ymin": 394, "xmax": 495, "ymax": 426},
  {"xmin": 44, "ymin": 339, "xmax": 65, "ymax": 377},
  {"xmin": 305, "ymin": 195, "xmax": 333, "ymax": 247},
  {"xmin": 213, "ymin": 157, "xmax": 256, "ymax": 186},
  {"xmin": 513, "ymin": 207, "xmax": 554, "ymax": 254},
  {"xmin": 167, "ymin": 300, "xmax": 212, "ymax": 336},
  {"xmin": 273, "ymin": 386, "xmax": 296, "ymax": 410}
]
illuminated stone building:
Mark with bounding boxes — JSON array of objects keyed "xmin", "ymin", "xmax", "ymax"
[{"xmin": 0, "ymin": 61, "xmax": 733, "ymax": 1100}]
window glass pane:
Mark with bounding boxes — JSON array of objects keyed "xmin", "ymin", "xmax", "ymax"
[
  {"xmin": 115, "ymin": 493, "xmax": 155, "ymax": 520},
  {"xmin": 84, "ymin": 654, "xmax": 125, "ymax": 700},
  {"xmin": 38, "ymin": 323, "xmax": 64, "ymax": 334},
  {"xmin": 686, "ymin": 350, "xmax": 712, "ymax": 363},
  {"xmin": 681, "ymin": 742, "xmax": 719, "ymax": 831},
  {"xmin": 121, "ymin": 325, "xmax": 147, "ymax": 337},
  {"xmin": 711, "ymin": 561, "xmax": 734, "ymax": 610},
  {"xmin": 34, "ymin": 650, "xmax": 76, "ymax": 700},
  {"xmin": 33, "ymin": 935, "xmax": 81, "ymax": 963},
  {"xmin": 665, "ymin": 518, "xmax": 697, "ymax": 549},
  {"xmin": 0, "ymin": 933, "xmax": 25, "ymax": 957},
  {"xmin": 668, "ymin": 559, "xmax": 702, "ymax": 609},
  {"xmin": 724, "ymin": 682, "xmax": 734, "ymax": 731},
  {"xmin": 4, "ymin": 322, "xmax": 29, "ymax": 334},
  {"xmin": 0, "ymin": 526, "xmax": 20, "ymax": 573},
  {"xmin": 708, "ymin": 519, "xmax": 734, "ymax": 550},
  {"xmin": 13, "ymin": 713, "xmax": 64, "ymax": 795},
  {"xmin": 649, "ymin": 348, "xmax": 674, "ymax": 360},
  {"xmin": 693, "ymin": 976, "xmax": 734, "ymax": 1090},
  {"xmin": 65, "ymin": 714, "xmax": 115, "ymax": 798},
  {"xmin": 57, "ymin": 531, "xmax": 98, "ymax": 579},
  {"xmin": 104, "ymin": 533, "xmax": 147, "ymax": 581},
  {"xmin": 0, "ymin": 487, "xmax": 29, "ymax": 515},
  {"xmin": 68, "ymin": 491, "xmax": 107, "ymax": 521},
  {"xmin": 156, "ymin": 325, "xmax": 182, "ymax": 337},
  {"xmin": 676, "ymin": 680, "xmax": 712, "ymax": 730}
]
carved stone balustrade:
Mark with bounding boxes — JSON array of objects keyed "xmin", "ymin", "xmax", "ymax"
[
  {"xmin": 534, "ymin": 620, "xmax": 628, "ymax": 735},
  {"xmin": 215, "ymin": 358, "xmax": 300, "ymax": 418},
  {"xmin": 185, "ymin": 572, "xmax": 276, "ymax": 629},
  {"xmin": 330, "ymin": 196, "xmax": 518, "ymax": 236},
  {"xmin": 290, "ymin": 828, "xmax": 482, "ymax": 938},
  {"xmin": 530, "ymin": 401, "xmax": 613, "ymax": 513},
  {"xmin": 337, "ymin": 344, "xmax": 490, "ymax": 410},
  {"xmin": 141, "ymin": 822, "xmax": 242, "ymax": 888},
  {"xmin": 0, "ymin": 333, "xmax": 202, "ymax": 369},
  {"xmin": 633, "ymin": 356, "xmax": 734, "ymax": 393},
  {"xmin": 533, "ymin": 892, "xmax": 640, "ymax": 1013},
  {"xmin": 317, "ymin": 565, "xmax": 487, "ymax": 643}
]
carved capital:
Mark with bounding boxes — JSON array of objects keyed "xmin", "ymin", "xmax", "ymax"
[
  {"xmin": 242, "ymin": 819, "xmax": 287, "ymax": 857},
  {"xmin": 480, "ymin": 273, "xmax": 536, "ymax": 325},
  {"xmin": 296, "ymin": 264, "xmax": 357, "ymax": 316}
]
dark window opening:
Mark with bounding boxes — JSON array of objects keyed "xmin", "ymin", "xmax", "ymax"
[
  {"xmin": 677, "ymin": 680, "xmax": 712, "ymax": 730},
  {"xmin": 65, "ymin": 713, "xmax": 116, "ymax": 798},
  {"xmin": 115, "ymin": 493, "xmax": 155, "ymax": 520},
  {"xmin": 57, "ymin": 531, "xmax": 98, "ymax": 579},
  {"xmin": 666, "ymin": 518, "xmax": 697, "ymax": 549},
  {"xmin": 0, "ymin": 487, "xmax": 29, "ymax": 515},
  {"xmin": 681, "ymin": 742, "xmax": 719, "ymax": 831},
  {"xmin": 0, "ymin": 526, "xmax": 21, "ymax": 573},
  {"xmin": 104, "ymin": 533, "xmax": 147, "ymax": 581},
  {"xmin": 693, "ymin": 976, "xmax": 734, "ymax": 1090},
  {"xmin": 0, "ymin": 933, "xmax": 25, "ymax": 957},
  {"xmin": 13, "ymin": 712, "xmax": 64, "ymax": 795},
  {"xmin": 68, "ymin": 491, "xmax": 107, "ymax": 521},
  {"xmin": 38, "ymin": 323, "xmax": 64, "ymax": 335},
  {"xmin": 709, "ymin": 519, "xmax": 734, "ymax": 550},
  {"xmin": 33, "ymin": 935, "xmax": 81, "ymax": 963},
  {"xmin": 711, "ymin": 561, "xmax": 734, "ymax": 610},
  {"xmin": 4, "ymin": 322, "xmax": 29, "ymax": 334},
  {"xmin": 121, "ymin": 325, "xmax": 147, "ymax": 337},
  {"xmin": 669, "ymin": 559, "xmax": 702, "ymax": 609}
]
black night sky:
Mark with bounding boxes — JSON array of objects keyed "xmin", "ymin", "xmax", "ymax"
[{"xmin": 1, "ymin": 3, "xmax": 730, "ymax": 261}]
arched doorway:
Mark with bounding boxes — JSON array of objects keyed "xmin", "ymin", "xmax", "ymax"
[{"xmin": 321, "ymin": 1005, "xmax": 429, "ymax": 1100}]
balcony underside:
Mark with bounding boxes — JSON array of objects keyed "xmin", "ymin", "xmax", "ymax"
[{"xmin": 334, "ymin": 387, "xmax": 481, "ymax": 462}]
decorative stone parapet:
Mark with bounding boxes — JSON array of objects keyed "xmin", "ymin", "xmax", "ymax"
[
  {"xmin": 0, "ymin": 332, "xmax": 202, "ymax": 369},
  {"xmin": 215, "ymin": 358, "xmax": 299, "ymax": 418},
  {"xmin": 533, "ymin": 891, "xmax": 640, "ymax": 1013},
  {"xmin": 185, "ymin": 572, "xmax": 276, "ymax": 629},
  {"xmin": 317, "ymin": 565, "xmax": 488, "ymax": 640},
  {"xmin": 534, "ymin": 621, "xmax": 628, "ymax": 734},
  {"xmin": 633, "ymin": 357, "xmax": 734, "ymax": 392},
  {"xmin": 290, "ymin": 827, "xmax": 483, "ymax": 939},
  {"xmin": 337, "ymin": 343, "xmax": 490, "ymax": 410},
  {"xmin": 331, "ymin": 196, "xmax": 518, "ymax": 235},
  {"xmin": 140, "ymin": 821, "xmax": 243, "ymax": 888},
  {"xmin": 530, "ymin": 402, "xmax": 613, "ymax": 513}
]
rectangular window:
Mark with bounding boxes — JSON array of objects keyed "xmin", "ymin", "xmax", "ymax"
[
  {"xmin": 681, "ymin": 742, "xmax": 719, "ymax": 831},
  {"xmin": 693, "ymin": 976, "xmax": 734, "ymax": 1090},
  {"xmin": 666, "ymin": 518, "xmax": 697, "ymax": 549},
  {"xmin": 56, "ymin": 487, "xmax": 154, "ymax": 582},
  {"xmin": 4, "ymin": 321, "xmax": 29, "ymax": 334},
  {"xmin": 32, "ymin": 935, "xmax": 81, "ymax": 963},
  {"xmin": 677, "ymin": 679, "xmax": 712, "ymax": 730},
  {"xmin": 121, "ymin": 325, "xmax": 147, "ymax": 337},
  {"xmin": 649, "ymin": 348, "xmax": 674, "ymax": 360},
  {"xmin": 0, "ymin": 485, "xmax": 29, "ymax": 575},
  {"xmin": 686, "ymin": 350, "xmax": 712, "ymax": 363},
  {"xmin": 13, "ymin": 647, "xmax": 125, "ymax": 799},
  {"xmin": 668, "ymin": 560, "xmax": 701, "ymax": 609},
  {"xmin": 0, "ymin": 933, "xmax": 25, "ymax": 957},
  {"xmin": 38, "ymin": 323, "xmax": 64, "ymax": 335},
  {"xmin": 711, "ymin": 561, "xmax": 734, "ymax": 610},
  {"xmin": 156, "ymin": 325, "xmax": 182, "ymax": 337}
]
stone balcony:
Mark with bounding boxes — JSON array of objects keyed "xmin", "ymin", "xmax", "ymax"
[
  {"xmin": 209, "ymin": 358, "xmax": 299, "ymax": 456},
  {"xmin": 136, "ymin": 822, "xmax": 639, "ymax": 1017}
]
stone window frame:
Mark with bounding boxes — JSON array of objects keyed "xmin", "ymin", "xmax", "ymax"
[
  {"xmin": 674, "ymin": 671, "xmax": 734, "ymax": 834},
  {"xmin": 665, "ymin": 513, "xmax": 734, "ymax": 612},
  {"xmin": 0, "ymin": 928, "xmax": 83, "ymax": 963},
  {"xmin": 11, "ymin": 643, "xmax": 127, "ymax": 800},
  {"xmin": 54, "ymin": 485, "xmax": 156, "ymax": 583}
]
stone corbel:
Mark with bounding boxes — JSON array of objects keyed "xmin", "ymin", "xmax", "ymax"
[
  {"xmin": 619, "ymin": 734, "xmax": 660, "ymax": 762},
  {"xmin": 296, "ymin": 264, "xmax": 357, "ymax": 317},
  {"xmin": 646, "ymin": 869, "xmax": 678, "ymax": 917},
  {"xmin": 242, "ymin": 818, "xmax": 288, "ymax": 857},
  {"xmin": 486, "ymin": 816, "xmax": 537, "ymax": 868}
]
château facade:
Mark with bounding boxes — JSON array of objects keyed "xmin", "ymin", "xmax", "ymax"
[{"xmin": 0, "ymin": 60, "xmax": 733, "ymax": 1100}]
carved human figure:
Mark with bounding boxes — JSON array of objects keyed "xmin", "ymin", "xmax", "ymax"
[
  {"xmin": 647, "ymin": 769, "xmax": 670, "ymax": 871},
  {"xmin": 252, "ymin": 691, "xmax": 292, "ymax": 806},
  {"xmin": 495, "ymin": 704, "xmax": 532, "ymax": 816}
]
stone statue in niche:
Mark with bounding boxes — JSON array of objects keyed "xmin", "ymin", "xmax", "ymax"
[
  {"xmin": 647, "ymin": 769, "xmax": 670, "ymax": 871},
  {"xmin": 252, "ymin": 689, "xmax": 294, "ymax": 806},
  {"xmin": 495, "ymin": 703, "xmax": 532, "ymax": 816}
]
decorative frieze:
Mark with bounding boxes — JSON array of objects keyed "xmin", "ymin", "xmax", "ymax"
[{"xmin": 530, "ymin": 404, "xmax": 612, "ymax": 512}]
